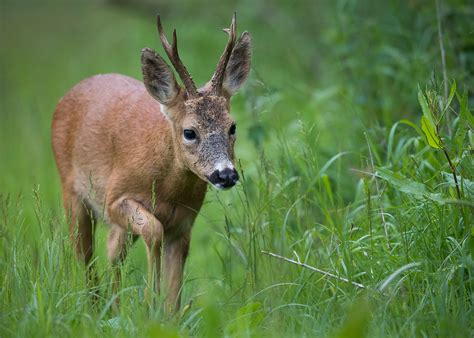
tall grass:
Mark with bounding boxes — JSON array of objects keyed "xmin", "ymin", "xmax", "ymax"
[
  {"xmin": 203, "ymin": 84, "xmax": 473, "ymax": 337},
  {"xmin": 1, "ymin": 1, "xmax": 473, "ymax": 337}
]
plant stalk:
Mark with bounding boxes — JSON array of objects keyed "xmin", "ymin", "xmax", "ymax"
[
  {"xmin": 442, "ymin": 148, "xmax": 461, "ymax": 200},
  {"xmin": 262, "ymin": 250, "xmax": 366, "ymax": 289}
]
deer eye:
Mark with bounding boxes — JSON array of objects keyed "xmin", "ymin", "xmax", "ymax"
[
  {"xmin": 183, "ymin": 129, "xmax": 197, "ymax": 141},
  {"xmin": 229, "ymin": 124, "xmax": 236, "ymax": 135}
]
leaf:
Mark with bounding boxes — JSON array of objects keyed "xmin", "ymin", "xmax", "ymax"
[
  {"xmin": 377, "ymin": 168, "xmax": 426, "ymax": 195},
  {"xmin": 444, "ymin": 81, "xmax": 456, "ymax": 113},
  {"xmin": 379, "ymin": 262, "xmax": 421, "ymax": 291},
  {"xmin": 398, "ymin": 119, "xmax": 425, "ymax": 137},
  {"xmin": 387, "ymin": 119, "xmax": 425, "ymax": 162},
  {"xmin": 418, "ymin": 89, "xmax": 435, "ymax": 126},
  {"xmin": 319, "ymin": 151, "xmax": 350, "ymax": 176},
  {"xmin": 418, "ymin": 89, "xmax": 442, "ymax": 149},
  {"xmin": 376, "ymin": 168, "xmax": 446, "ymax": 204},
  {"xmin": 322, "ymin": 174, "xmax": 334, "ymax": 205},
  {"xmin": 421, "ymin": 115, "xmax": 442, "ymax": 149},
  {"xmin": 441, "ymin": 172, "xmax": 474, "ymax": 197}
]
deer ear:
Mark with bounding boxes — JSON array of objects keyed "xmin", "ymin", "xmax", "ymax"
[
  {"xmin": 141, "ymin": 48, "xmax": 180, "ymax": 105},
  {"xmin": 223, "ymin": 32, "xmax": 251, "ymax": 96}
]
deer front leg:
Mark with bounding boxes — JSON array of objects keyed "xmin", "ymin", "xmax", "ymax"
[
  {"xmin": 163, "ymin": 234, "xmax": 190, "ymax": 313},
  {"xmin": 108, "ymin": 197, "xmax": 163, "ymax": 305},
  {"xmin": 107, "ymin": 225, "xmax": 138, "ymax": 308}
]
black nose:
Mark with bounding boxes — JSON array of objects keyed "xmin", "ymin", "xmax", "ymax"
[{"xmin": 208, "ymin": 168, "xmax": 239, "ymax": 188}]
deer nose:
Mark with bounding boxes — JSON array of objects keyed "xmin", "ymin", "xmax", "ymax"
[{"xmin": 208, "ymin": 168, "xmax": 239, "ymax": 189}]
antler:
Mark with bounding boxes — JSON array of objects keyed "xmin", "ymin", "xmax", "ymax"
[
  {"xmin": 210, "ymin": 13, "xmax": 237, "ymax": 96},
  {"xmin": 157, "ymin": 15, "xmax": 198, "ymax": 98}
]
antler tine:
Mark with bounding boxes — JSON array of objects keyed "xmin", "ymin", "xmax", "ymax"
[
  {"xmin": 210, "ymin": 13, "xmax": 237, "ymax": 96},
  {"xmin": 156, "ymin": 15, "xmax": 198, "ymax": 97}
]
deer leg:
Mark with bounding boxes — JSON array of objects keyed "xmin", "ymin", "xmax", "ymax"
[
  {"xmin": 107, "ymin": 197, "xmax": 163, "ymax": 305},
  {"xmin": 144, "ymin": 236, "xmax": 162, "ymax": 305},
  {"xmin": 64, "ymin": 191, "xmax": 97, "ymax": 286},
  {"xmin": 107, "ymin": 225, "xmax": 138, "ymax": 303},
  {"xmin": 163, "ymin": 234, "xmax": 190, "ymax": 313}
]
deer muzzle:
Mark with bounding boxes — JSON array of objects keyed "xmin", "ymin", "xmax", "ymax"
[{"xmin": 207, "ymin": 167, "xmax": 239, "ymax": 189}]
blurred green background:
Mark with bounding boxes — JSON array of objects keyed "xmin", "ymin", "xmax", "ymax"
[{"xmin": 1, "ymin": 0, "xmax": 473, "ymax": 337}]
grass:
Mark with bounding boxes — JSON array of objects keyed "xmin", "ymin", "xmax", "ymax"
[{"xmin": 1, "ymin": 0, "xmax": 473, "ymax": 337}]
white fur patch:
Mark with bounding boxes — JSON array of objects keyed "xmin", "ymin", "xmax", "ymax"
[
  {"xmin": 214, "ymin": 160, "xmax": 234, "ymax": 172},
  {"xmin": 160, "ymin": 103, "xmax": 172, "ymax": 122}
]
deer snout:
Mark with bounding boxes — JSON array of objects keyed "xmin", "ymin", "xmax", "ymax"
[{"xmin": 208, "ymin": 168, "xmax": 239, "ymax": 189}]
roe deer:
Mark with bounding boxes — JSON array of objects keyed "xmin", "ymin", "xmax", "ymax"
[{"xmin": 51, "ymin": 13, "xmax": 251, "ymax": 311}]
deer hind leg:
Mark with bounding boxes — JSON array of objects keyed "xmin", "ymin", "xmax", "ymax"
[
  {"xmin": 107, "ymin": 197, "xmax": 163, "ymax": 305},
  {"xmin": 107, "ymin": 225, "xmax": 138, "ymax": 300},
  {"xmin": 63, "ymin": 190, "xmax": 98, "ymax": 290}
]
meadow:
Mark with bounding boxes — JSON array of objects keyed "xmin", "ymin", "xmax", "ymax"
[{"xmin": 0, "ymin": 0, "xmax": 473, "ymax": 337}]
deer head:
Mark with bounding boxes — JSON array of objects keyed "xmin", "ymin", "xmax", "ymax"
[{"xmin": 141, "ymin": 13, "xmax": 251, "ymax": 190}]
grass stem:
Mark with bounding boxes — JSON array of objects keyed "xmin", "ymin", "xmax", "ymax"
[{"xmin": 261, "ymin": 250, "xmax": 366, "ymax": 289}]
